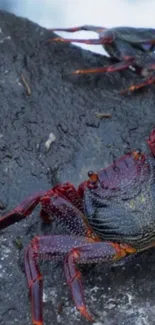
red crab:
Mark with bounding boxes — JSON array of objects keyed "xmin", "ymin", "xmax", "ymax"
[
  {"xmin": 1, "ymin": 128, "xmax": 155, "ymax": 325},
  {"xmin": 49, "ymin": 25, "xmax": 155, "ymax": 93}
]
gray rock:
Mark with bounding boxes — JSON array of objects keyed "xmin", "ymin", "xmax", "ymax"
[{"xmin": 0, "ymin": 10, "xmax": 155, "ymax": 325}]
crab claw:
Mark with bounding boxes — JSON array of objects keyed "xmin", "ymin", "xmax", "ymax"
[{"xmin": 147, "ymin": 128, "xmax": 155, "ymax": 156}]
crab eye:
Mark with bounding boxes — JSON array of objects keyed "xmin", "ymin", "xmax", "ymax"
[
  {"xmin": 88, "ymin": 171, "xmax": 99, "ymax": 184},
  {"xmin": 132, "ymin": 149, "xmax": 143, "ymax": 160}
]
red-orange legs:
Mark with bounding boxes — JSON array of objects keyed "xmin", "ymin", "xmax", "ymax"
[
  {"xmin": 49, "ymin": 25, "xmax": 106, "ymax": 33},
  {"xmin": 0, "ymin": 183, "xmax": 85, "ymax": 232},
  {"xmin": 120, "ymin": 75, "xmax": 155, "ymax": 94},
  {"xmin": 48, "ymin": 37, "xmax": 105, "ymax": 45},
  {"xmin": 147, "ymin": 128, "xmax": 155, "ymax": 157},
  {"xmin": 48, "ymin": 25, "xmax": 106, "ymax": 46},
  {"xmin": 48, "ymin": 25, "xmax": 112, "ymax": 45},
  {"xmin": 25, "ymin": 235, "xmax": 129, "ymax": 324},
  {"xmin": 48, "ymin": 25, "xmax": 136, "ymax": 76},
  {"xmin": 0, "ymin": 191, "xmax": 47, "ymax": 229},
  {"xmin": 70, "ymin": 60, "xmax": 133, "ymax": 76}
]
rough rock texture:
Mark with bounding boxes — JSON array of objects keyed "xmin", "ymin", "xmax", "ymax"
[{"xmin": 0, "ymin": 10, "xmax": 155, "ymax": 325}]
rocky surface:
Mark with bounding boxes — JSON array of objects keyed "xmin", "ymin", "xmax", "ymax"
[{"xmin": 0, "ymin": 10, "xmax": 155, "ymax": 325}]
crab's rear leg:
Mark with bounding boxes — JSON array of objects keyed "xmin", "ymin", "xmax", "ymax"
[
  {"xmin": 48, "ymin": 25, "xmax": 106, "ymax": 45},
  {"xmin": 25, "ymin": 235, "xmax": 133, "ymax": 324},
  {"xmin": 48, "ymin": 26, "xmax": 113, "ymax": 46},
  {"xmin": 48, "ymin": 37, "xmax": 105, "ymax": 45},
  {"xmin": 49, "ymin": 25, "xmax": 105, "ymax": 33}
]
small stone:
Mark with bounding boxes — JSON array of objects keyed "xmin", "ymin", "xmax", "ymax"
[{"xmin": 45, "ymin": 132, "xmax": 56, "ymax": 151}]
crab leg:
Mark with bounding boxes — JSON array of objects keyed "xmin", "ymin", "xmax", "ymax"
[
  {"xmin": 0, "ymin": 191, "xmax": 47, "ymax": 229},
  {"xmin": 49, "ymin": 25, "xmax": 105, "ymax": 33},
  {"xmin": 48, "ymin": 26, "xmax": 114, "ymax": 45},
  {"xmin": 147, "ymin": 128, "xmax": 155, "ymax": 156},
  {"xmin": 25, "ymin": 235, "xmax": 127, "ymax": 324},
  {"xmin": 70, "ymin": 60, "xmax": 133, "ymax": 76},
  {"xmin": 120, "ymin": 75, "xmax": 155, "ymax": 94},
  {"xmin": 48, "ymin": 25, "xmax": 106, "ymax": 44},
  {"xmin": 0, "ymin": 183, "xmax": 95, "ymax": 237},
  {"xmin": 0, "ymin": 183, "xmax": 86, "ymax": 230},
  {"xmin": 120, "ymin": 58, "xmax": 155, "ymax": 94},
  {"xmin": 48, "ymin": 36, "xmax": 105, "ymax": 45}
]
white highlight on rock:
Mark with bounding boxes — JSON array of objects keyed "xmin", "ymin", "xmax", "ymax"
[
  {"xmin": 0, "ymin": 35, "xmax": 11, "ymax": 43},
  {"xmin": 45, "ymin": 132, "xmax": 56, "ymax": 150}
]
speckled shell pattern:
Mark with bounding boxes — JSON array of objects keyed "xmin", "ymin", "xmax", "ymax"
[{"xmin": 83, "ymin": 153, "xmax": 155, "ymax": 250}]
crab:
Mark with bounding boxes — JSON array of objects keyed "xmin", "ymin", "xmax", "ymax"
[
  {"xmin": 1, "ymin": 128, "xmax": 155, "ymax": 325},
  {"xmin": 48, "ymin": 25, "xmax": 155, "ymax": 93}
]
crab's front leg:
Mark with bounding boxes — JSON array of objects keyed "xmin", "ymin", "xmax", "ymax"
[
  {"xmin": 25, "ymin": 235, "xmax": 134, "ymax": 324},
  {"xmin": 0, "ymin": 183, "xmax": 85, "ymax": 230},
  {"xmin": 0, "ymin": 190, "xmax": 47, "ymax": 228}
]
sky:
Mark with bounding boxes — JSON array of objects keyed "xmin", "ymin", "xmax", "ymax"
[{"xmin": 1, "ymin": 0, "xmax": 155, "ymax": 54}]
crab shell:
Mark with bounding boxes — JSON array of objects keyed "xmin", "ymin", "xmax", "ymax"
[{"xmin": 79, "ymin": 150, "xmax": 155, "ymax": 250}]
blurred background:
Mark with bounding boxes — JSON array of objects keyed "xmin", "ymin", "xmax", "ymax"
[{"xmin": 0, "ymin": 0, "xmax": 155, "ymax": 55}]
